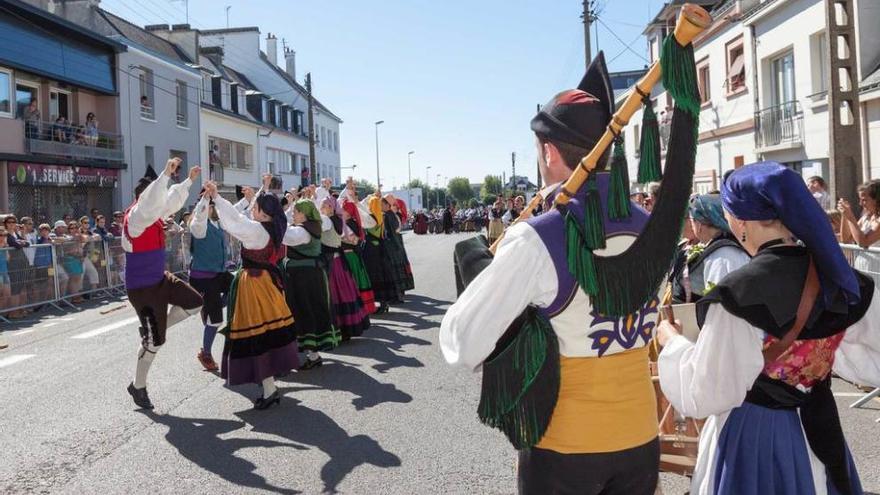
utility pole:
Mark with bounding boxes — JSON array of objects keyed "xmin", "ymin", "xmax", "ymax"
[
  {"xmin": 511, "ymin": 152, "xmax": 517, "ymax": 195},
  {"xmin": 407, "ymin": 151, "xmax": 415, "ymax": 210},
  {"xmin": 306, "ymin": 73, "xmax": 316, "ymax": 185},
  {"xmin": 582, "ymin": 0, "xmax": 593, "ymax": 68},
  {"xmin": 825, "ymin": 0, "xmax": 863, "ymax": 204}
]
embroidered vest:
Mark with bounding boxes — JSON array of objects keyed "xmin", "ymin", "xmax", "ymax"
[
  {"xmin": 524, "ymin": 173, "xmax": 658, "ymax": 453},
  {"xmin": 191, "ymin": 221, "xmax": 226, "ymax": 273},
  {"xmin": 123, "ymin": 203, "xmax": 166, "ymax": 290}
]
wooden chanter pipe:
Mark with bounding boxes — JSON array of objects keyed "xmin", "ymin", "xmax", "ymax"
[{"xmin": 489, "ymin": 3, "xmax": 711, "ymax": 254}]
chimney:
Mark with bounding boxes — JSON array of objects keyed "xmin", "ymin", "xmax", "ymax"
[
  {"xmin": 266, "ymin": 33, "xmax": 277, "ymax": 66},
  {"xmin": 284, "ymin": 46, "xmax": 296, "ymax": 81}
]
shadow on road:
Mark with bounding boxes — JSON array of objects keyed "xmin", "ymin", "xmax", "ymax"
[
  {"xmin": 278, "ymin": 358, "xmax": 413, "ymax": 410},
  {"xmin": 237, "ymin": 395, "xmax": 401, "ymax": 494},
  {"xmin": 142, "ymin": 410, "xmax": 304, "ymax": 494},
  {"xmin": 330, "ymin": 326, "xmax": 427, "ymax": 373}
]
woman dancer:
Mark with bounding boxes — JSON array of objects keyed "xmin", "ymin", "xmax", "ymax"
[
  {"xmin": 487, "ymin": 198, "xmax": 505, "ymax": 245},
  {"xmin": 393, "ymin": 197, "xmax": 415, "ymax": 292},
  {"xmin": 283, "ymin": 199, "xmax": 339, "ymax": 369},
  {"xmin": 189, "ymin": 191, "xmax": 232, "ymax": 371},
  {"xmin": 204, "ymin": 181, "xmax": 298, "ymax": 410},
  {"xmin": 657, "ymin": 162, "xmax": 880, "ymax": 494},
  {"xmin": 341, "ymin": 198, "xmax": 376, "ymax": 314},
  {"xmin": 671, "ymin": 193, "xmax": 749, "ymax": 303},
  {"xmin": 320, "ymin": 197, "xmax": 370, "ymax": 341},
  {"xmin": 361, "ymin": 193, "xmax": 396, "ymax": 314},
  {"xmin": 382, "ymin": 194, "xmax": 411, "ymax": 302}
]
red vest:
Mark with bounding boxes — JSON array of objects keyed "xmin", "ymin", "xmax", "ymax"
[{"xmin": 123, "ymin": 203, "xmax": 165, "ymax": 252}]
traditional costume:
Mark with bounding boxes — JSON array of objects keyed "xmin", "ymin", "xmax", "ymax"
[
  {"xmin": 441, "ymin": 38, "xmax": 702, "ymax": 494},
  {"xmin": 384, "ymin": 195, "xmax": 414, "ymax": 296},
  {"xmin": 189, "ymin": 194, "xmax": 233, "ymax": 371},
  {"xmin": 321, "ymin": 197, "xmax": 370, "ymax": 341},
  {"xmin": 341, "ymin": 198, "xmax": 377, "ymax": 314},
  {"xmin": 658, "ymin": 162, "xmax": 880, "ymax": 495},
  {"xmin": 671, "ymin": 193, "xmax": 749, "ymax": 303},
  {"xmin": 124, "ymin": 165, "xmax": 203, "ymax": 410},
  {"xmin": 213, "ymin": 193, "xmax": 298, "ymax": 409},
  {"xmin": 283, "ymin": 199, "xmax": 340, "ymax": 369},
  {"xmin": 487, "ymin": 204, "xmax": 505, "ymax": 244},
  {"xmin": 361, "ymin": 195, "xmax": 396, "ymax": 313}
]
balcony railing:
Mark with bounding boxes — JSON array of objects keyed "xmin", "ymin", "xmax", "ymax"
[
  {"xmin": 755, "ymin": 100, "xmax": 804, "ymax": 149},
  {"xmin": 24, "ymin": 120, "xmax": 124, "ymax": 163},
  {"xmin": 140, "ymin": 104, "xmax": 154, "ymax": 120},
  {"xmin": 176, "ymin": 113, "xmax": 187, "ymax": 128}
]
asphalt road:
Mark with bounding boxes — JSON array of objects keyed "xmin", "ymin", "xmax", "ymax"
[{"xmin": 0, "ymin": 231, "xmax": 878, "ymax": 494}]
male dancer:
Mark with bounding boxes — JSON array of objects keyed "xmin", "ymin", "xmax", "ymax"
[
  {"xmin": 125, "ymin": 158, "xmax": 203, "ymax": 409},
  {"xmin": 440, "ymin": 52, "xmax": 696, "ymax": 493}
]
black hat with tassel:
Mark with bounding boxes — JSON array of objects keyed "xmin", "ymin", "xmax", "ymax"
[{"xmin": 134, "ymin": 165, "xmax": 158, "ymax": 199}]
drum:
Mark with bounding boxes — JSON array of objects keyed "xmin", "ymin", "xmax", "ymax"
[{"xmin": 650, "ymin": 301, "xmax": 704, "ymax": 476}]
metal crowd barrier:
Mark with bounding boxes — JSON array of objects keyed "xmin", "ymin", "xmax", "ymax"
[
  {"xmin": 0, "ymin": 229, "xmax": 225, "ymax": 322},
  {"xmin": 840, "ymin": 243, "xmax": 880, "ymax": 415}
]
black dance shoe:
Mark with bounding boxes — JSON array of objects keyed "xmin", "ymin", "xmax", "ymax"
[
  {"xmin": 127, "ymin": 382, "xmax": 154, "ymax": 410},
  {"xmin": 376, "ymin": 303, "xmax": 390, "ymax": 314},
  {"xmin": 253, "ymin": 390, "xmax": 281, "ymax": 410},
  {"xmin": 299, "ymin": 355, "xmax": 324, "ymax": 370}
]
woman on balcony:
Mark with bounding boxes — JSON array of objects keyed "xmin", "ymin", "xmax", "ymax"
[{"xmin": 85, "ymin": 113, "xmax": 99, "ymax": 147}]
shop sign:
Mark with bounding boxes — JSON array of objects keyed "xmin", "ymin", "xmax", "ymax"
[{"xmin": 8, "ymin": 162, "xmax": 119, "ymax": 188}]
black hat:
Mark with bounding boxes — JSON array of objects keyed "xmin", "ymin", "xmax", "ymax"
[
  {"xmin": 134, "ymin": 165, "xmax": 158, "ymax": 198},
  {"xmin": 530, "ymin": 51, "xmax": 613, "ymax": 151},
  {"xmin": 235, "ymin": 185, "xmax": 245, "ymax": 201}
]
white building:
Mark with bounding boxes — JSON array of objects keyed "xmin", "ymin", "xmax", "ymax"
[
  {"xmin": 198, "ymin": 29, "xmax": 342, "ymax": 188},
  {"xmin": 622, "ymin": 0, "xmax": 880, "ymax": 194}
]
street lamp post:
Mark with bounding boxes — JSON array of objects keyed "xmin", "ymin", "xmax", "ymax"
[
  {"xmin": 374, "ymin": 120, "xmax": 384, "ymax": 192},
  {"xmin": 407, "ymin": 150, "xmax": 414, "ymax": 210},
  {"xmin": 435, "ymin": 173, "xmax": 441, "ymax": 208}
]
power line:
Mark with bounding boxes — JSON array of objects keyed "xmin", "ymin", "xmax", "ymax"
[
  {"xmin": 607, "ymin": 32, "xmax": 646, "ymax": 65},
  {"xmin": 597, "ymin": 17, "xmax": 648, "ymax": 63}
]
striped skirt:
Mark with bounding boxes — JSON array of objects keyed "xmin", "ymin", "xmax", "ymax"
[
  {"xmin": 344, "ymin": 249, "xmax": 376, "ymax": 314},
  {"xmin": 328, "ymin": 254, "xmax": 370, "ymax": 340},
  {"xmin": 221, "ymin": 268, "xmax": 299, "ymax": 386}
]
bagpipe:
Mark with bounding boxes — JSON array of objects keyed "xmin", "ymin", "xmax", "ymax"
[{"xmin": 452, "ymin": 3, "xmax": 711, "ymax": 465}]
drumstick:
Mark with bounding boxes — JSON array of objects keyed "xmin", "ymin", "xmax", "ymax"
[{"xmin": 659, "ymin": 304, "xmax": 676, "ymax": 324}]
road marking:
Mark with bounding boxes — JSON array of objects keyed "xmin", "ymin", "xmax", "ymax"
[
  {"xmin": 0, "ymin": 354, "xmax": 35, "ymax": 368},
  {"xmin": 39, "ymin": 322, "xmax": 60, "ymax": 328},
  {"xmin": 10, "ymin": 329, "xmax": 34, "ymax": 336},
  {"xmin": 71, "ymin": 317, "xmax": 138, "ymax": 339},
  {"xmin": 834, "ymin": 392, "xmax": 876, "ymax": 398}
]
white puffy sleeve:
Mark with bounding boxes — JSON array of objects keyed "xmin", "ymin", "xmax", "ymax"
[
  {"xmin": 212, "ymin": 195, "xmax": 269, "ymax": 250},
  {"xmin": 439, "ymin": 223, "xmax": 557, "ymax": 371},
  {"xmin": 658, "ymin": 304, "xmax": 766, "ymax": 419},
  {"xmin": 834, "ymin": 287, "xmax": 880, "ymax": 387},
  {"xmin": 189, "ymin": 196, "xmax": 209, "ymax": 239},
  {"xmin": 703, "ymin": 246, "xmax": 751, "ymax": 288}
]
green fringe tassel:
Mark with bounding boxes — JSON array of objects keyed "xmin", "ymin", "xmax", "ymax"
[
  {"xmin": 565, "ymin": 211, "xmax": 598, "ymax": 296},
  {"xmin": 660, "ymin": 34, "xmax": 701, "ymax": 118},
  {"xmin": 477, "ymin": 310, "xmax": 560, "ymax": 449},
  {"xmin": 637, "ymin": 99, "xmax": 662, "ymax": 183},
  {"xmin": 582, "ymin": 177, "xmax": 605, "ymax": 250},
  {"xmin": 607, "ymin": 137, "xmax": 631, "ymax": 221}
]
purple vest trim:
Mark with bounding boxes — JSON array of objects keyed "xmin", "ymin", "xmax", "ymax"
[
  {"xmin": 526, "ymin": 173, "xmax": 650, "ymax": 318},
  {"xmin": 125, "ymin": 249, "xmax": 166, "ymax": 290}
]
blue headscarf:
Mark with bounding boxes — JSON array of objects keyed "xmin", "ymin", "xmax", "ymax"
[
  {"xmin": 721, "ymin": 161, "xmax": 860, "ymax": 306},
  {"xmin": 689, "ymin": 193, "xmax": 730, "ymax": 233},
  {"xmin": 255, "ymin": 193, "xmax": 287, "ymax": 248}
]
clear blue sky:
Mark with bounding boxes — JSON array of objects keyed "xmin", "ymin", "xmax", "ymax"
[{"xmin": 102, "ymin": 0, "xmax": 663, "ymax": 187}]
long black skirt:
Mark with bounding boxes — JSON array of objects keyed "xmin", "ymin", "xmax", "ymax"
[
  {"xmin": 361, "ymin": 238, "xmax": 400, "ymax": 303},
  {"xmin": 282, "ymin": 260, "xmax": 340, "ymax": 352}
]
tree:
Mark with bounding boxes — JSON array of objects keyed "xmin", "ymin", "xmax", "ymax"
[
  {"xmin": 447, "ymin": 177, "xmax": 474, "ymax": 205},
  {"xmin": 480, "ymin": 175, "xmax": 503, "ymax": 203},
  {"xmin": 354, "ymin": 178, "xmax": 376, "ymax": 196}
]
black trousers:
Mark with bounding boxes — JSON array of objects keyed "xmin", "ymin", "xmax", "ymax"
[{"xmin": 518, "ymin": 438, "xmax": 659, "ymax": 495}]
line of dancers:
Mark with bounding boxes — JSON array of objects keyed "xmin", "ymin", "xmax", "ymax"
[{"xmin": 123, "ymin": 161, "xmax": 414, "ymax": 411}]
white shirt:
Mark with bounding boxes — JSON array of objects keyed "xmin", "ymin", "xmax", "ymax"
[
  {"xmin": 659, "ymin": 292, "xmax": 880, "ymax": 494},
  {"xmin": 122, "ymin": 175, "xmax": 192, "ymax": 252},
  {"xmin": 189, "ymin": 196, "xmax": 221, "ymax": 240},
  {"xmin": 213, "ymin": 195, "xmax": 269, "ymax": 250},
  {"xmin": 440, "ymin": 222, "xmax": 557, "ymax": 371}
]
